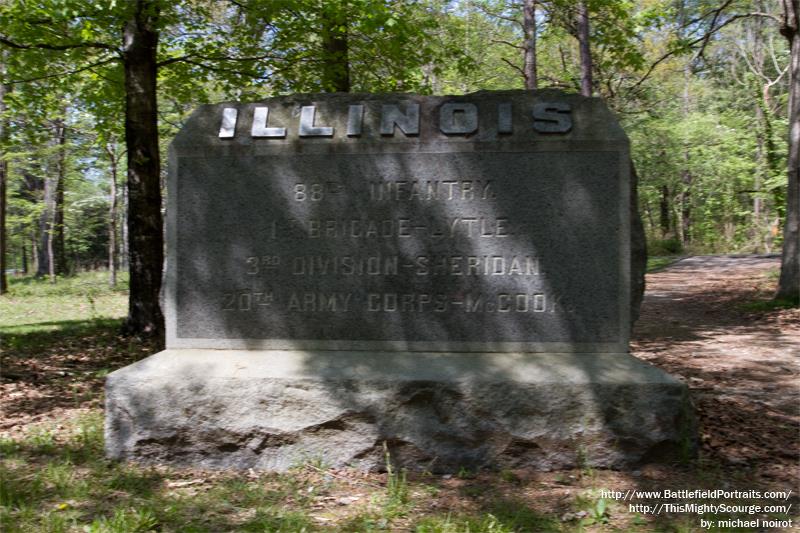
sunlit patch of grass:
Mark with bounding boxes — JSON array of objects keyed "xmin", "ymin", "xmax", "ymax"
[
  {"xmin": 0, "ymin": 271, "xmax": 128, "ymax": 334},
  {"xmin": 739, "ymin": 297, "xmax": 799, "ymax": 312},
  {"xmin": 647, "ymin": 255, "xmax": 681, "ymax": 272}
]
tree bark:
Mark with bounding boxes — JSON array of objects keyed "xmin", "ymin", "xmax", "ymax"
[
  {"xmin": 37, "ymin": 174, "xmax": 55, "ymax": 279},
  {"xmin": 106, "ymin": 142, "xmax": 119, "ymax": 287},
  {"xmin": 630, "ymin": 162, "xmax": 647, "ymax": 327},
  {"xmin": 122, "ymin": 0, "xmax": 165, "ymax": 339},
  {"xmin": 752, "ymin": 13, "xmax": 767, "ymax": 252},
  {"xmin": 659, "ymin": 184, "xmax": 670, "ymax": 237},
  {"xmin": 577, "ymin": 2, "xmax": 593, "ymax": 96},
  {"xmin": 680, "ymin": 66, "xmax": 692, "ymax": 245},
  {"xmin": 53, "ymin": 117, "xmax": 67, "ymax": 274},
  {"xmin": 320, "ymin": 3, "xmax": 350, "ymax": 92},
  {"xmin": 0, "ymin": 53, "xmax": 8, "ymax": 294},
  {"xmin": 121, "ymin": 176, "xmax": 129, "ymax": 271},
  {"xmin": 776, "ymin": 0, "xmax": 799, "ymax": 301},
  {"xmin": 523, "ymin": 0, "xmax": 538, "ymax": 90}
]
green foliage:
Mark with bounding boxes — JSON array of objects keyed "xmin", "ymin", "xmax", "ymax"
[
  {"xmin": 580, "ymin": 497, "xmax": 610, "ymax": 526},
  {"xmin": 649, "ymin": 237, "xmax": 683, "ymax": 256},
  {"xmin": 383, "ymin": 442, "xmax": 410, "ymax": 516}
]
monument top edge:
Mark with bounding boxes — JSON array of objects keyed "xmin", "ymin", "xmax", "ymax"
[{"xmin": 172, "ymin": 89, "xmax": 628, "ymax": 148}]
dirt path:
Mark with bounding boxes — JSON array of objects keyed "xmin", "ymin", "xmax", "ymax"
[{"xmin": 632, "ymin": 255, "xmax": 800, "ymax": 486}]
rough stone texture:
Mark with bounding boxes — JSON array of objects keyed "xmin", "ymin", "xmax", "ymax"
[
  {"xmin": 106, "ymin": 90, "xmax": 693, "ymax": 471},
  {"xmin": 106, "ymin": 350, "xmax": 694, "ymax": 471},
  {"xmin": 166, "ymin": 90, "xmax": 630, "ymax": 353}
]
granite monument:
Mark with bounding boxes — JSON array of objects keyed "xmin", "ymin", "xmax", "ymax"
[{"xmin": 105, "ymin": 91, "xmax": 694, "ymax": 471}]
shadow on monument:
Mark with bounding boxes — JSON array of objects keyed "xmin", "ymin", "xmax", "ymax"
[{"xmin": 106, "ymin": 93, "xmax": 692, "ymax": 473}]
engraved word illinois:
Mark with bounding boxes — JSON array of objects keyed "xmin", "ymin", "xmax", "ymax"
[{"xmin": 217, "ymin": 102, "xmax": 572, "ymax": 138}]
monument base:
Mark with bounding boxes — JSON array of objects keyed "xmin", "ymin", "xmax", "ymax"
[{"xmin": 105, "ymin": 350, "xmax": 695, "ymax": 472}]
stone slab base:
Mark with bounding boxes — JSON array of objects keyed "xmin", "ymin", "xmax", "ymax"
[{"xmin": 105, "ymin": 350, "xmax": 695, "ymax": 472}]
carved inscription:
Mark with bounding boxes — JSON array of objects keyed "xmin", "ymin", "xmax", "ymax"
[
  {"xmin": 174, "ymin": 120, "xmax": 624, "ymax": 347},
  {"xmin": 217, "ymin": 101, "xmax": 572, "ymax": 138}
]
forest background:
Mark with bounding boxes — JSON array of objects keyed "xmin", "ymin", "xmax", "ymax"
[{"xmin": 1, "ymin": 0, "xmax": 798, "ymax": 341}]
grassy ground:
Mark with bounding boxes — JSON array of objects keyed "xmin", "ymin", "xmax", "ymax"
[
  {"xmin": 1, "ymin": 271, "xmax": 128, "ymax": 335},
  {"xmin": 2, "ymin": 270, "xmax": 798, "ymax": 532},
  {"xmin": 646, "ymin": 256, "xmax": 682, "ymax": 272}
]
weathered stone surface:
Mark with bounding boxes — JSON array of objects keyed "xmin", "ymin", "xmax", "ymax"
[
  {"xmin": 106, "ymin": 90, "xmax": 694, "ymax": 471},
  {"xmin": 166, "ymin": 90, "xmax": 630, "ymax": 353},
  {"xmin": 106, "ymin": 350, "xmax": 694, "ymax": 471}
]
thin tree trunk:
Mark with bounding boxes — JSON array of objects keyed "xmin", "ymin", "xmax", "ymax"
[
  {"xmin": 523, "ymin": 0, "xmax": 538, "ymax": 90},
  {"xmin": 106, "ymin": 142, "xmax": 119, "ymax": 287},
  {"xmin": 21, "ymin": 242, "xmax": 27, "ymax": 274},
  {"xmin": 37, "ymin": 174, "xmax": 54, "ymax": 278},
  {"xmin": 121, "ymin": 178, "xmax": 129, "ymax": 271},
  {"xmin": 320, "ymin": 3, "xmax": 350, "ymax": 92},
  {"xmin": 753, "ymin": 13, "xmax": 766, "ymax": 252},
  {"xmin": 777, "ymin": 0, "xmax": 799, "ymax": 301},
  {"xmin": 53, "ymin": 117, "xmax": 67, "ymax": 275},
  {"xmin": 577, "ymin": 2, "xmax": 592, "ymax": 96},
  {"xmin": 680, "ymin": 66, "xmax": 692, "ymax": 245},
  {"xmin": 122, "ymin": 0, "xmax": 165, "ymax": 340},
  {"xmin": 659, "ymin": 185, "xmax": 671, "ymax": 238},
  {"xmin": 0, "ymin": 53, "xmax": 7, "ymax": 294},
  {"xmin": 31, "ymin": 230, "xmax": 38, "ymax": 274},
  {"xmin": 46, "ymin": 210, "xmax": 55, "ymax": 283}
]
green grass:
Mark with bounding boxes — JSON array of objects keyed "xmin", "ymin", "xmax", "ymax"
[
  {"xmin": 0, "ymin": 271, "xmax": 128, "ymax": 335},
  {"xmin": 3, "ymin": 269, "xmax": 798, "ymax": 532},
  {"xmin": 647, "ymin": 255, "xmax": 682, "ymax": 272},
  {"xmin": 0, "ymin": 413, "xmax": 322, "ymax": 532}
]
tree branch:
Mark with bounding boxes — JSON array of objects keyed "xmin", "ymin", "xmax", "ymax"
[
  {"xmin": 627, "ymin": 10, "xmax": 784, "ymax": 98},
  {"xmin": 500, "ymin": 57, "xmax": 525, "ymax": 77},
  {"xmin": 6, "ymin": 55, "xmax": 119, "ymax": 84},
  {"xmin": 0, "ymin": 35, "xmax": 116, "ymax": 52},
  {"xmin": 156, "ymin": 50, "xmax": 280, "ymax": 68},
  {"xmin": 491, "ymin": 39, "xmax": 524, "ymax": 50}
]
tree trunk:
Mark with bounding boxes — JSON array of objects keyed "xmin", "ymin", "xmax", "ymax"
[
  {"xmin": 630, "ymin": 162, "xmax": 647, "ymax": 328},
  {"xmin": 680, "ymin": 67, "xmax": 692, "ymax": 245},
  {"xmin": 106, "ymin": 142, "xmax": 119, "ymax": 287},
  {"xmin": 659, "ymin": 184, "xmax": 670, "ymax": 237},
  {"xmin": 53, "ymin": 118, "xmax": 67, "ymax": 275},
  {"xmin": 122, "ymin": 0, "xmax": 165, "ymax": 340},
  {"xmin": 21, "ymin": 242, "xmax": 27, "ymax": 274},
  {"xmin": 776, "ymin": 0, "xmax": 799, "ymax": 302},
  {"xmin": 522, "ymin": 0, "xmax": 538, "ymax": 90},
  {"xmin": 680, "ymin": 170, "xmax": 692, "ymax": 245},
  {"xmin": 0, "ymin": 53, "xmax": 7, "ymax": 294},
  {"xmin": 37, "ymin": 174, "xmax": 55, "ymax": 278},
  {"xmin": 752, "ymin": 13, "xmax": 766, "ymax": 252},
  {"xmin": 577, "ymin": 2, "xmax": 592, "ymax": 96},
  {"xmin": 320, "ymin": 3, "xmax": 350, "ymax": 92},
  {"xmin": 46, "ymin": 208, "xmax": 55, "ymax": 282},
  {"xmin": 31, "ymin": 230, "xmax": 38, "ymax": 274},
  {"xmin": 121, "ymin": 177, "xmax": 129, "ymax": 271}
]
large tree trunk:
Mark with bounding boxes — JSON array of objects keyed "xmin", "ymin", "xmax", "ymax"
[
  {"xmin": 106, "ymin": 142, "xmax": 119, "ymax": 287},
  {"xmin": 577, "ymin": 2, "xmax": 592, "ymax": 96},
  {"xmin": 320, "ymin": 3, "xmax": 350, "ymax": 92},
  {"xmin": 777, "ymin": 0, "xmax": 799, "ymax": 302},
  {"xmin": 522, "ymin": 0, "xmax": 538, "ymax": 90},
  {"xmin": 122, "ymin": 0, "xmax": 165, "ymax": 340}
]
